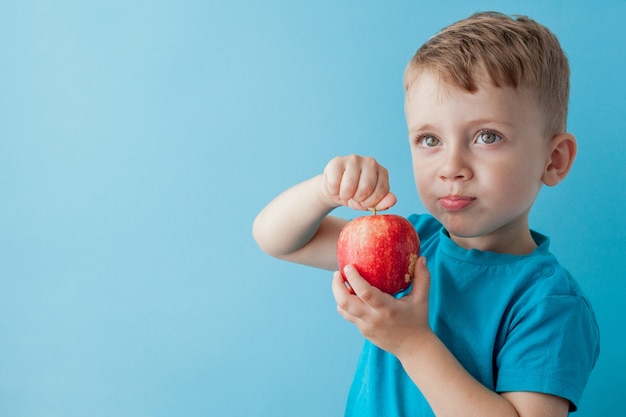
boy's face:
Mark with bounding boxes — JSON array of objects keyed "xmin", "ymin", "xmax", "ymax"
[{"xmin": 405, "ymin": 69, "xmax": 552, "ymax": 254}]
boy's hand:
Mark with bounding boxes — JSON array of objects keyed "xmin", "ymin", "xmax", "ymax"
[
  {"xmin": 331, "ymin": 257, "xmax": 432, "ymax": 357},
  {"xmin": 320, "ymin": 155, "xmax": 397, "ymax": 211}
]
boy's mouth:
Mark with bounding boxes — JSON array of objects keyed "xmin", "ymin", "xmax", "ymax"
[{"xmin": 439, "ymin": 195, "xmax": 476, "ymax": 211}]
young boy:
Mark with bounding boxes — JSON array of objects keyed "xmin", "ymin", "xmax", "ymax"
[{"xmin": 253, "ymin": 12, "xmax": 599, "ymax": 417}]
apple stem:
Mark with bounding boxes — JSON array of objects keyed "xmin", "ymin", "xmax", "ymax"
[{"xmin": 371, "ymin": 207, "xmax": 377, "ymax": 216}]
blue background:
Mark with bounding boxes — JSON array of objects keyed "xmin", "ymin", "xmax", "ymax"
[{"xmin": 1, "ymin": 1, "xmax": 624, "ymax": 416}]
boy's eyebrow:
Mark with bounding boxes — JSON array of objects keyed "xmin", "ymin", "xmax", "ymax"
[
  {"xmin": 467, "ymin": 118, "xmax": 517, "ymax": 129},
  {"xmin": 407, "ymin": 123, "xmax": 437, "ymax": 133},
  {"xmin": 408, "ymin": 119, "xmax": 516, "ymax": 132}
]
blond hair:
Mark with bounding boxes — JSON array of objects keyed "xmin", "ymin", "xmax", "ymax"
[{"xmin": 404, "ymin": 12, "xmax": 569, "ymax": 135}]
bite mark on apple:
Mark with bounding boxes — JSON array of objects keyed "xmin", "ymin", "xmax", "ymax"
[{"xmin": 406, "ymin": 253, "xmax": 418, "ymax": 283}]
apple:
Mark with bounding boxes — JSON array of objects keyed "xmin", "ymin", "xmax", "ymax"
[{"xmin": 337, "ymin": 213, "xmax": 420, "ymax": 295}]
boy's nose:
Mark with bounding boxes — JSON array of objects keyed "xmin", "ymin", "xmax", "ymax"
[{"xmin": 438, "ymin": 149, "xmax": 472, "ymax": 181}]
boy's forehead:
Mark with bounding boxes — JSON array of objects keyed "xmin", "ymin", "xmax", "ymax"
[
  {"xmin": 405, "ymin": 71, "xmax": 453, "ymax": 104},
  {"xmin": 405, "ymin": 68, "xmax": 534, "ymax": 107},
  {"xmin": 404, "ymin": 69, "xmax": 543, "ymax": 130},
  {"xmin": 404, "ymin": 69, "xmax": 476, "ymax": 109}
]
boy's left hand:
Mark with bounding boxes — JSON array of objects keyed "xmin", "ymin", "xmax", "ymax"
[{"xmin": 332, "ymin": 256, "xmax": 432, "ymax": 357}]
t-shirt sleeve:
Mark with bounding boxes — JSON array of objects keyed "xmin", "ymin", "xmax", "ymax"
[
  {"xmin": 407, "ymin": 213, "xmax": 442, "ymax": 244},
  {"xmin": 495, "ymin": 294, "xmax": 600, "ymax": 411}
]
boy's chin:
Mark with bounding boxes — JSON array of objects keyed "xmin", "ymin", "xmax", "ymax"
[{"xmin": 435, "ymin": 215, "xmax": 479, "ymax": 239}]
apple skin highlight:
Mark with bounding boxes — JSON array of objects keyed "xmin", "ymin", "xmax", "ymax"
[{"xmin": 337, "ymin": 214, "xmax": 420, "ymax": 295}]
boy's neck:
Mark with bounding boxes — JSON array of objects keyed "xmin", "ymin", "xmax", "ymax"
[{"xmin": 449, "ymin": 224, "xmax": 538, "ymax": 255}]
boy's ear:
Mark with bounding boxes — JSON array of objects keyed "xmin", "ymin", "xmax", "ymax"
[{"xmin": 542, "ymin": 133, "xmax": 577, "ymax": 187}]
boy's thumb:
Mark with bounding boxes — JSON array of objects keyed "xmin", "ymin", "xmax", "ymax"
[
  {"xmin": 374, "ymin": 192, "xmax": 397, "ymax": 211},
  {"xmin": 412, "ymin": 256, "xmax": 431, "ymax": 297}
]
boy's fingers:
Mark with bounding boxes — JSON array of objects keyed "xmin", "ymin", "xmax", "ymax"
[
  {"xmin": 343, "ymin": 265, "xmax": 385, "ymax": 308},
  {"xmin": 331, "ymin": 271, "xmax": 350, "ymax": 303},
  {"xmin": 352, "ymin": 168, "xmax": 379, "ymax": 204},
  {"xmin": 411, "ymin": 257, "xmax": 431, "ymax": 303},
  {"xmin": 332, "ymin": 271, "xmax": 363, "ymax": 320},
  {"xmin": 374, "ymin": 192, "xmax": 397, "ymax": 211}
]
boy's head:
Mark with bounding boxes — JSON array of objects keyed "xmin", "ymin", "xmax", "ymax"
[{"xmin": 404, "ymin": 12, "xmax": 569, "ymax": 137}]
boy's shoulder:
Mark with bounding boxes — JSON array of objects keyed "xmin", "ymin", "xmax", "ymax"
[
  {"xmin": 407, "ymin": 213, "xmax": 442, "ymax": 243},
  {"xmin": 406, "ymin": 213, "xmax": 585, "ymax": 297}
]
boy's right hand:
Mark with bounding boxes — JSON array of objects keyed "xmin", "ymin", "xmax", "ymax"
[{"xmin": 320, "ymin": 155, "xmax": 397, "ymax": 212}]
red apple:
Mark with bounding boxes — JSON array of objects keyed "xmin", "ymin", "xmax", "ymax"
[{"xmin": 337, "ymin": 213, "xmax": 420, "ymax": 295}]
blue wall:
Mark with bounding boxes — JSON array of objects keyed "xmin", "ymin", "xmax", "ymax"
[{"xmin": 1, "ymin": 1, "xmax": 623, "ymax": 416}]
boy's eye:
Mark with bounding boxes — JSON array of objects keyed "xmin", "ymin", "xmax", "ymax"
[
  {"xmin": 476, "ymin": 131, "xmax": 501, "ymax": 144},
  {"xmin": 417, "ymin": 135, "xmax": 441, "ymax": 147}
]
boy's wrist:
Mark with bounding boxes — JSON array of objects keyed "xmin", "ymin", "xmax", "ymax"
[
  {"xmin": 313, "ymin": 174, "xmax": 343, "ymax": 211},
  {"xmin": 395, "ymin": 327, "xmax": 438, "ymax": 364}
]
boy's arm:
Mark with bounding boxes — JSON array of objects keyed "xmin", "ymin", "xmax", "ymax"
[
  {"xmin": 334, "ymin": 263, "xmax": 570, "ymax": 417},
  {"xmin": 398, "ymin": 328, "xmax": 570, "ymax": 417},
  {"xmin": 253, "ymin": 155, "xmax": 397, "ymax": 271},
  {"xmin": 253, "ymin": 174, "xmax": 346, "ymax": 271}
]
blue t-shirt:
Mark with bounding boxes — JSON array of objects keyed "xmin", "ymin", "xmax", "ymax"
[{"xmin": 345, "ymin": 214, "xmax": 600, "ymax": 416}]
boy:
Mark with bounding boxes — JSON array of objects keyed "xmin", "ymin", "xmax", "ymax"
[{"xmin": 253, "ymin": 12, "xmax": 599, "ymax": 417}]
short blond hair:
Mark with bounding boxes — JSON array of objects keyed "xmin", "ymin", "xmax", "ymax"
[{"xmin": 404, "ymin": 12, "xmax": 569, "ymax": 136}]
